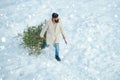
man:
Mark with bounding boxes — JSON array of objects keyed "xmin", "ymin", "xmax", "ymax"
[{"xmin": 40, "ymin": 13, "xmax": 67, "ymax": 61}]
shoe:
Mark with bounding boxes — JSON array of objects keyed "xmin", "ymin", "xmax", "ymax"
[{"xmin": 55, "ymin": 56, "xmax": 61, "ymax": 61}]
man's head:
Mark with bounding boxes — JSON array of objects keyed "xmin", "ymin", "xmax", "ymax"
[{"xmin": 52, "ymin": 13, "xmax": 59, "ymax": 23}]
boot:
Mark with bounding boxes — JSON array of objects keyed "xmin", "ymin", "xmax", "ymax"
[{"xmin": 55, "ymin": 55, "xmax": 61, "ymax": 61}]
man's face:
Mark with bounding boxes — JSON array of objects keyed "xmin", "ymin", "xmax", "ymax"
[{"xmin": 52, "ymin": 17, "xmax": 59, "ymax": 23}]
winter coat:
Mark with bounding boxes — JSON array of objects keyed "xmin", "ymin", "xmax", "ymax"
[{"xmin": 40, "ymin": 19, "xmax": 66, "ymax": 45}]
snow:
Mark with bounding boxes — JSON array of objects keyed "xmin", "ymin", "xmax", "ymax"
[
  {"xmin": 0, "ymin": 0, "xmax": 120, "ymax": 80},
  {"xmin": 1, "ymin": 37, "xmax": 6, "ymax": 42}
]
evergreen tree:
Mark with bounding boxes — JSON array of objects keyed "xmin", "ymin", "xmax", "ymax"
[{"xmin": 18, "ymin": 22, "xmax": 46, "ymax": 56}]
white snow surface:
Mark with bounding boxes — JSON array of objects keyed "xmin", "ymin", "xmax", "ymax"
[{"xmin": 0, "ymin": 0, "xmax": 120, "ymax": 80}]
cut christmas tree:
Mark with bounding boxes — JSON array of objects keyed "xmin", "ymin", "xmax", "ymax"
[{"xmin": 18, "ymin": 22, "xmax": 46, "ymax": 56}]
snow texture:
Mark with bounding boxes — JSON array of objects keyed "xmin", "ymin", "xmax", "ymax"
[{"xmin": 0, "ymin": 0, "xmax": 120, "ymax": 80}]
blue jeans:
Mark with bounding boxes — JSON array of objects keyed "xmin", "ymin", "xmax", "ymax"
[{"xmin": 44, "ymin": 43, "xmax": 59, "ymax": 56}]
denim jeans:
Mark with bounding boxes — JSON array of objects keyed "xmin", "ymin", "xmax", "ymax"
[{"xmin": 44, "ymin": 43, "xmax": 59, "ymax": 56}]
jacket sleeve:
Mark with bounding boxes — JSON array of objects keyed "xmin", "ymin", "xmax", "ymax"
[
  {"xmin": 40, "ymin": 22, "xmax": 49, "ymax": 37},
  {"xmin": 59, "ymin": 22, "xmax": 66, "ymax": 38}
]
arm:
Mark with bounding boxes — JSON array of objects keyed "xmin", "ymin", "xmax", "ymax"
[
  {"xmin": 40, "ymin": 22, "xmax": 49, "ymax": 38},
  {"xmin": 60, "ymin": 23, "xmax": 67, "ymax": 44}
]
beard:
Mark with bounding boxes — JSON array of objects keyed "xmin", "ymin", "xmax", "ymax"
[{"xmin": 55, "ymin": 19, "xmax": 59, "ymax": 23}]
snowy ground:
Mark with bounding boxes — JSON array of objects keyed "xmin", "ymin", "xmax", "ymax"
[{"xmin": 0, "ymin": 0, "xmax": 120, "ymax": 80}]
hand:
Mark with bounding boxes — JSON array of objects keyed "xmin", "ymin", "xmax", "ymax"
[
  {"xmin": 64, "ymin": 38, "xmax": 67, "ymax": 45},
  {"xmin": 65, "ymin": 39, "xmax": 67, "ymax": 45},
  {"xmin": 63, "ymin": 35, "xmax": 67, "ymax": 44},
  {"xmin": 39, "ymin": 36, "xmax": 44, "ymax": 39}
]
